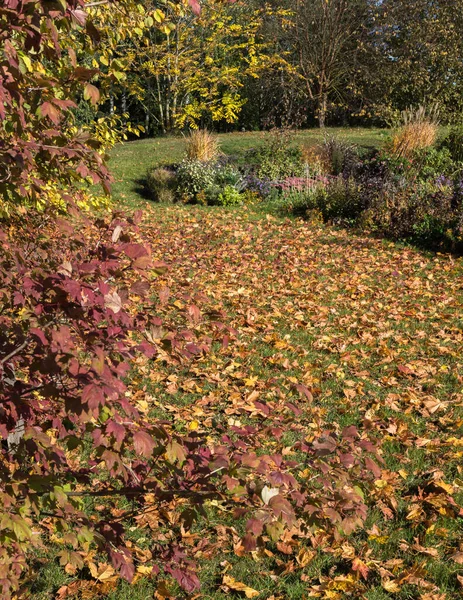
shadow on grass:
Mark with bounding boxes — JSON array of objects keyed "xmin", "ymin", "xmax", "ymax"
[{"xmin": 133, "ymin": 177, "xmax": 154, "ymax": 202}]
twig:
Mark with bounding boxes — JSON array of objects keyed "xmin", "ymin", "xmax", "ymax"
[
  {"xmin": 0, "ymin": 340, "xmax": 29, "ymax": 366},
  {"xmin": 64, "ymin": 488, "xmax": 219, "ymax": 498}
]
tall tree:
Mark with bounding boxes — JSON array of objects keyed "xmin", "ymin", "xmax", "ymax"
[
  {"xmin": 370, "ymin": 0, "xmax": 463, "ymax": 122},
  {"xmin": 119, "ymin": 0, "xmax": 277, "ymax": 133},
  {"xmin": 287, "ymin": 0, "xmax": 371, "ymax": 127}
]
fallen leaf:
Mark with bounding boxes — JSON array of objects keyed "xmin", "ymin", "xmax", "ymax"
[{"xmin": 223, "ymin": 575, "xmax": 260, "ymax": 598}]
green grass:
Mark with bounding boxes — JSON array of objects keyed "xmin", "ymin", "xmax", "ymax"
[{"xmin": 109, "ymin": 127, "xmax": 387, "ymax": 206}]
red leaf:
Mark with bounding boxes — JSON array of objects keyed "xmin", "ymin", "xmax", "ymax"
[
  {"xmin": 398, "ymin": 364, "xmax": 413, "ymax": 375},
  {"xmin": 124, "ymin": 244, "xmax": 147, "ymax": 259},
  {"xmin": 189, "ymin": 0, "xmax": 201, "ymax": 15},
  {"xmin": 246, "ymin": 519, "xmax": 263, "ymax": 536},
  {"xmin": 133, "ymin": 431, "xmax": 155, "ymax": 458},
  {"xmin": 40, "ymin": 101, "xmax": 61, "ymax": 125},
  {"xmin": 159, "ymin": 287, "xmax": 170, "ymax": 305},
  {"xmin": 268, "ymin": 495, "xmax": 295, "ymax": 525},
  {"xmin": 30, "ymin": 328, "xmax": 48, "ymax": 346},
  {"xmin": 106, "ymin": 420, "xmax": 126, "ymax": 446},
  {"xmin": 82, "ymin": 384, "xmax": 105, "ymax": 410},
  {"xmin": 352, "ymin": 557, "xmax": 369, "ymax": 580},
  {"xmin": 293, "ymin": 383, "xmax": 313, "ymax": 402},
  {"xmin": 242, "ymin": 533, "xmax": 257, "ymax": 552},
  {"xmin": 167, "ymin": 567, "xmax": 200, "ymax": 593},
  {"xmin": 187, "ymin": 304, "xmax": 201, "ymax": 324},
  {"xmin": 130, "ymin": 280, "xmax": 150, "ymax": 296},
  {"xmin": 365, "ymin": 457, "xmax": 382, "ymax": 479}
]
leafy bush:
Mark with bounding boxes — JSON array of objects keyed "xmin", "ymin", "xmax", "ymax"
[
  {"xmin": 242, "ymin": 173, "xmax": 272, "ymax": 197},
  {"xmin": 214, "ymin": 163, "xmax": 243, "ymax": 189},
  {"xmin": 0, "ymin": 0, "xmax": 144, "ymax": 217},
  {"xmin": 378, "ymin": 145, "xmax": 457, "ymax": 185},
  {"xmin": 175, "ymin": 160, "xmax": 243, "ymax": 205},
  {"xmin": 364, "ymin": 179, "xmax": 462, "ymax": 245},
  {"xmin": 246, "ymin": 129, "xmax": 305, "ymax": 181},
  {"xmin": 185, "ymin": 129, "xmax": 220, "ymax": 162},
  {"xmin": 278, "ymin": 177, "xmax": 362, "ymax": 223},
  {"xmin": 145, "ymin": 167, "xmax": 177, "ymax": 202},
  {"xmin": 215, "ymin": 185, "xmax": 243, "ymax": 206},
  {"xmin": 275, "ymin": 175, "xmax": 331, "ymax": 193},
  {"xmin": 440, "ymin": 124, "xmax": 463, "ymax": 164},
  {"xmin": 175, "ymin": 159, "xmax": 218, "ymax": 201},
  {"xmin": 267, "ymin": 188, "xmax": 318, "ymax": 217},
  {"xmin": 316, "ymin": 177, "xmax": 363, "ymax": 222},
  {"xmin": 412, "ymin": 147, "xmax": 456, "ymax": 181},
  {"xmin": 0, "ymin": 210, "xmax": 219, "ymax": 596},
  {"xmin": 279, "ymin": 142, "xmax": 463, "ymax": 251}
]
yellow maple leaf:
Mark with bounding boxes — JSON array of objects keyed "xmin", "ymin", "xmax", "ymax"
[{"xmin": 223, "ymin": 575, "xmax": 260, "ymax": 598}]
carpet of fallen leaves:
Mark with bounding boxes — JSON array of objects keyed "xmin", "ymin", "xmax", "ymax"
[{"xmin": 60, "ymin": 205, "xmax": 463, "ymax": 600}]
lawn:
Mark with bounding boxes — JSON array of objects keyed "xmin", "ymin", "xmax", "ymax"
[{"xmin": 38, "ymin": 131, "xmax": 463, "ymax": 599}]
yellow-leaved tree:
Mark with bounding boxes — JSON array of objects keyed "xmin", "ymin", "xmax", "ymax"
[{"xmin": 122, "ymin": 0, "xmax": 284, "ymax": 132}]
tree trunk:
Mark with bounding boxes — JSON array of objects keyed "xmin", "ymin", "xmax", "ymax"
[
  {"xmin": 121, "ymin": 90, "xmax": 127, "ymax": 116},
  {"xmin": 318, "ymin": 92, "xmax": 327, "ymax": 128}
]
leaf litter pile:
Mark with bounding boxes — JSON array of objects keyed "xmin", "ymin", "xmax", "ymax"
[{"xmin": 61, "ymin": 206, "xmax": 463, "ymax": 599}]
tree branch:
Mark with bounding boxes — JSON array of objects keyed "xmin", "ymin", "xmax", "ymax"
[{"xmin": 0, "ymin": 340, "xmax": 29, "ymax": 366}]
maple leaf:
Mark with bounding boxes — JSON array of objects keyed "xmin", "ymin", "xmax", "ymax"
[
  {"xmin": 133, "ymin": 431, "xmax": 155, "ymax": 458},
  {"xmin": 84, "ymin": 83, "xmax": 100, "ymax": 105},
  {"xmin": 89, "ymin": 562, "xmax": 117, "ymax": 582},
  {"xmin": 189, "ymin": 0, "xmax": 201, "ymax": 16},
  {"xmin": 352, "ymin": 557, "xmax": 369, "ymax": 580},
  {"xmin": 104, "ymin": 290, "xmax": 122, "ymax": 313},
  {"xmin": 82, "ymin": 384, "xmax": 105, "ymax": 410},
  {"xmin": 166, "ymin": 440, "xmax": 186, "ymax": 465},
  {"xmin": 39, "ymin": 101, "xmax": 61, "ymax": 125},
  {"xmin": 223, "ymin": 575, "xmax": 259, "ymax": 598}
]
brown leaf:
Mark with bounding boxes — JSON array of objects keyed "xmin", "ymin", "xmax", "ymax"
[{"xmin": 84, "ymin": 82, "xmax": 100, "ymax": 105}]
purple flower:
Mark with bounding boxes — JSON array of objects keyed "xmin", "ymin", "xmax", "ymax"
[{"xmin": 436, "ymin": 175, "xmax": 452, "ymax": 189}]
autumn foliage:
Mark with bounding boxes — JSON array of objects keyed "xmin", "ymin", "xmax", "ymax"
[
  {"xmin": 4, "ymin": 0, "xmax": 463, "ymax": 598},
  {"xmin": 0, "ymin": 0, "xmax": 112, "ymax": 216},
  {"xmin": 0, "ymin": 208, "xmax": 384, "ymax": 597}
]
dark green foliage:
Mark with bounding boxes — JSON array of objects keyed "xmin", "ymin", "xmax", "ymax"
[
  {"xmin": 246, "ymin": 130, "xmax": 305, "ymax": 180},
  {"xmin": 382, "ymin": 146, "xmax": 457, "ymax": 183},
  {"xmin": 316, "ymin": 178, "xmax": 364, "ymax": 222},
  {"xmin": 440, "ymin": 125, "xmax": 463, "ymax": 164},
  {"xmin": 363, "ymin": 180, "xmax": 461, "ymax": 244}
]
